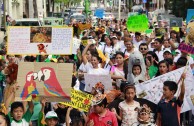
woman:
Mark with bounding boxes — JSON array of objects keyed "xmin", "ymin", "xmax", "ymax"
[
  {"xmin": 122, "ymin": 40, "xmax": 138, "ymax": 59},
  {"xmin": 0, "ymin": 112, "xmax": 10, "ymax": 126},
  {"xmin": 100, "ymin": 37, "xmax": 114, "ymax": 58},
  {"xmin": 155, "ymin": 60, "xmax": 169, "ymax": 77},
  {"xmin": 110, "ymin": 52, "xmax": 128, "ymax": 87},
  {"xmin": 145, "ymin": 51, "xmax": 159, "ymax": 79},
  {"xmin": 87, "ymin": 54, "xmax": 109, "ymax": 75}
]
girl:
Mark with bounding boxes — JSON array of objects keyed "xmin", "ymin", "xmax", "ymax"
[
  {"xmin": 100, "ymin": 37, "xmax": 114, "ymax": 59},
  {"xmin": 155, "ymin": 60, "xmax": 169, "ymax": 77},
  {"xmin": 110, "ymin": 52, "xmax": 128, "ymax": 87},
  {"xmin": 112, "ymin": 85, "xmax": 140, "ymax": 126}
]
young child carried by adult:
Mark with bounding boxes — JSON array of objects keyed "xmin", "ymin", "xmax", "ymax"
[{"xmin": 156, "ymin": 73, "xmax": 186, "ymax": 126}]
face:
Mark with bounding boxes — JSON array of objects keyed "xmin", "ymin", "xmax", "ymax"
[
  {"xmin": 12, "ymin": 107, "xmax": 24, "ymax": 121},
  {"xmin": 154, "ymin": 41, "xmax": 161, "ymax": 50},
  {"xmin": 139, "ymin": 45, "xmax": 148, "ymax": 55},
  {"xmin": 163, "ymin": 86, "xmax": 174, "ymax": 99},
  {"xmin": 125, "ymin": 88, "xmax": 136, "ymax": 101},
  {"xmin": 91, "ymin": 56, "xmax": 99, "ymax": 68},
  {"xmin": 46, "ymin": 118, "xmax": 58, "ymax": 126},
  {"xmin": 159, "ymin": 63, "xmax": 168, "ymax": 75},
  {"xmin": 115, "ymin": 54, "xmax": 124, "ymax": 65},
  {"xmin": 93, "ymin": 105, "xmax": 103, "ymax": 114},
  {"xmin": 133, "ymin": 66, "xmax": 141, "ymax": 76},
  {"xmin": 105, "ymin": 38, "xmax": 111, "ymax": 45},
  {"xmin": 171, "ymin": 33, "xmax": 176, "ymax": 39},
  {"xmin": 125, "ymin": 41, "xmax": 133, "ymax": 51},
  {"xmin": 139, "ymin": 113, "xmax": 150, "ymax": 122},
  {"xmin": 163, "ymin": 52, "xmax": 173, "ymax": 59},
  {"xmin": 163, "ymin": 40, "xmax": 170, "ymax": 48},
  {"xmin": 86, "ymin": 51, "xmax": 92, "ymax": 61},
  {"xmin": 58, "ymin": 59, "xmax": 64, "ymax": 63},
  {"xmin": 135, "ymin": 35, "xmax": 141, "ymax": 42},
  {"xmin": 0, "ymin": 115, "xmax": 7, "ymax": 126}
]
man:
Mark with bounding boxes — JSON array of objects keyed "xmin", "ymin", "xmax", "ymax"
[
  {"xmin": 87, "ymin": 94, "xmax": 118, "ymax": 126},
  {"xmin": 153, "ymin": 38, "xmax": 164, "ymax": 61},
  {"xmin": 163, "ymin": 49, "xmax": 173, "ymax": 60},
  {"xmin": 133, "ymin": 32, "xmax": 144, "ymax": 48},
  {"xmin": 139, "ymin": 43, "xmax": 148, "ymax": 58}
]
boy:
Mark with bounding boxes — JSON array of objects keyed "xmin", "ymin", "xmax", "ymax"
[
  {"xmin": 87, "ymin": 94, "xmax": 118, "ymax": 126},
  {"xmin": 38, "ymin": 98, "xmax": 59, "ymax": 126},
  {"xmin": 156, "ymin": 75, "xmax": 185, "ymax": 126},
  {"xmin": 9, "ymin": 101, "xmax": 34, "ymax": 126}
]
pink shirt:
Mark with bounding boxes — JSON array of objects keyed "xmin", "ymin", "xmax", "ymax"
[{"xmin": 88, "ymin": 109, "xmax": 118, "ymax": 126}]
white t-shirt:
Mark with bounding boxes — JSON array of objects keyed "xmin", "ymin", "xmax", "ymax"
[
  {"xmin": 119, "ymin": 100, "xmax": 140, "ymax": 126},
  {"xmin": 133, "ymin": 38, "xmax": 144, "ymax": 48},
  {"xmin": 78, "ymin": 62, "xmax": 93, "ymax": 72},
  {"xmin": 99, "ymin": 45, "xmax": 114, "ymax": 57},
  {"xmin": 122, "ymin": 48, "xmax": 138, "ymax": 58},
  {"xmin": 115, "ymin": 40, "xmax": 125, "ymax": 51}
]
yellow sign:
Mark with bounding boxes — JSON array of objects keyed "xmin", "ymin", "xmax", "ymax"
[{"xmin": 61, "ymin": 89, "xmax": 93, "ymax": 112}]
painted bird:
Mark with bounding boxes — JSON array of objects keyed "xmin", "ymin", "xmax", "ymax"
[
  {"xmin": 20, "ymin": 71, "xmax": 39, "ymax": 100},
  {"xmin": 37, "ymin": 67, "xmax": 70, "ymax": 100}
]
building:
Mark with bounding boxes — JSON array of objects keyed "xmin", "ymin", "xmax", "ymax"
[{"xmin": 5, "ymin": 0, "xmax": 23, "ymax": 19}]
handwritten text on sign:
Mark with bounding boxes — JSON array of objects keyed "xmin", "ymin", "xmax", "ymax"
[
  {"xmin": 178, "ymin": 43, "xmax": 194, "ymax": 54},
  {"xmin": 62, "ymin": 89, "xmax": 93, "ymax": 112}
]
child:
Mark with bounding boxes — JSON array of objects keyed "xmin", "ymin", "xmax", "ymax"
[
  {"xmin": 38, "ymin": 98, "xmax": 59, "ymax": 126},
  {"xmin": 112, "ymin": 85, "xmax": 140, "ymax": 126},
  {"xmin": 132, "ymin": 65, "xmax": 146, "ymax": 84},
  {"xmin": 8, "ymin": 101, "xmax": 34, "ymax": 126},
  {"xmin": 156, "ymin": 75, "xmax": 185, "ymax": 126},
  {"xmin": 132, "ymin": 105, "xmax": 156, "ymax": 126}
]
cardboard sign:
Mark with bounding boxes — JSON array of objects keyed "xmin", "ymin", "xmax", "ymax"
[
  {"xmin": 178, "ymin": 43, "xmax": 194, "ymax": 54},
  {"xmin": 170, "ymin": 17, "xmax": 183, "ymax": 27},
  {"xmin": 15, "ymin": 62, "xmax": 73, "ymax": 102},
  {"xmin": 126, "ymin": 14, "xmax": 148, "ymax": 32},
  {"xmin": 155, "ymin": 28, "xmax": 168, "ymax": 38},
  {"xmin": 72, "ymin": 38, "xmax": 81, "ymax": 54},
  {"xmin": 135, "ymin": 66, "xmax": 194, "ymax": 113},
  {"xmin": 186, "ymin": 9, "xmax": 194, "ymax": 24},
  {"xmin": 84, "ymin": 74, "xmax": 112, "ymax": 92},
  {"xmin": 77, "ymin": 23, "xmax": 92, "ymax": 31},
  {"xmin": 7, "ymin": 26, "xmax": 73, "ymax": 55},
  {"xmin": 61, "ymin": 89, "xmax": 93, "ymax": 112}
]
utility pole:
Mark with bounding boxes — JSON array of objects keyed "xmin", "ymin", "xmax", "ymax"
[
  {"xmin": 118, "ymin": 0, "xmax": 121, "ymax": 20},
  {"xmin": 3, "ymin": 0, "xmax": 6, "ymax": 30}
]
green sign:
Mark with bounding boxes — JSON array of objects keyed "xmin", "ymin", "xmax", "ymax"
[{"xmin": 126, "ymin": 14, "xmax": 148, "ymax": 32}]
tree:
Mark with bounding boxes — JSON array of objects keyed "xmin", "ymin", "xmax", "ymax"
[{"xmin": 25, "ymin": 0, "xmax": 29, "ymax": 18}]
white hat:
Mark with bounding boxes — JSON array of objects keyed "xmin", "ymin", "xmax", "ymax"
[
  {"xmin": 45, "ymin": 111, "xmax": 58, "ymax": 119},
  {"xmin": 163, "ymin": 48, "xmax": 171, "ymax": 53},
  {"xmin": 111, "ymin": 36, "xmax": 117, "ymax": 39},
  {"xmin": 175, "ymin": 49, "xmax": 181, "ymax": 54}
]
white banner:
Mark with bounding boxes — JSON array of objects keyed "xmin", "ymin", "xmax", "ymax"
[{"xmin": 135, "ymin": 67, "xmax": 194, "ymax": 113}]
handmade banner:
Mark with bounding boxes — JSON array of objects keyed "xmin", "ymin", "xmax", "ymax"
[
  {"xmin": 72, "ymin": 38, "xmax": 81, "ymax": 54},
  {"xmin": 61, "ymin": 89, "xmax": 93, "ymax": 112},
  {"xmin": 84, "ymin": 74, "xmax": 112, "ymax": 92},
  {"xmin": 126, "ymin": 14, "xmax": 148, "ymax": 32},
  {"xmin": 15, "ymin": 62, "xmax": 73, "ymax": 102},
  {"xmin": 7, "ymin": 26, "xmax": 73, "ymax": 55},
  {"xmin": 77, "ymin": 23, "xmax": 92, "ymax": 31},
  {"xmin": 186, "ymin": 9, "xmax": 194, "ymax": 24},
  {"xmin": 178, "ymin": 43, "xmax": 194, "ymax": 54},
  {"xmin": 135, "ymin": 66, "xmax": 194, "ymax": 113},
  {"xmin": 170, "ymin": 17, "xmax": 183, "ymax": 27}
]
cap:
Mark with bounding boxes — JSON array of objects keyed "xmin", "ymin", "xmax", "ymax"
[
  {"xmin": 175, "ymin": 49, "xmax": 181, "ymax": 54},
  {"xmin": 45, "ymin": 111, "xmax": 58, "ymax": 119},
  {"xmin": 163, "ymin": 48, "xmax": 171, "ymax": 54},
  {"xmin": 92, "ymin": 93, "xmax": 106, "ymax": 106},
  {"xmin": 111, "ymin": 36, "xmax": 117, "ymax": 39}
]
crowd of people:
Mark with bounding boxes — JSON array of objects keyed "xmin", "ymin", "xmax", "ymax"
[{"xmin": 0, "ymin": 15, "xmax": 194, "ymax": 126}]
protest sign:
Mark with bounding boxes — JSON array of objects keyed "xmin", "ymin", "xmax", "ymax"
[
  {"xmin": 126, "ymin": 14, "xmax": 148, "ymax": 32},
  {"xmin": 171, "ymin": 27, "xmax": 180, "ymax": 32},
  {"xmin": 178, "ymin": 43, "xmax": 194, "ymax": 54},
  {"xmin": 135, "ymin": 66, "xmax": 194, "ymax": 113},
  {"xmin": 155, "ymin": 28, "xmax": 168, "ymax": 38},
  {"xmin": 61, "ymin": 89, "xmax": 93, "ymax": 112},
  {"xmin": 170, "ymin": 17, "xmax": 183, "ymax": 27},
  {"xmin": 15, "ymin": 62, "xmax": 73, "ymax": 102},
  {"xmin": 84, "ymin": 74, "xmax": 112, "ymax": 92},
  {"xmin": 72, "ymin": 38, "xmax": 81, "ymax": 54},
  {"xmin": 94, "ymin": 8, "xmax": 104, "ymax": 18},
  {"xmin": 186, "ymin": 9, "xmax": 194, "ymax": 24},
  {"xmin": 77, "ymin": 23, "xmax": 92, "ymax": 31},
  {"xmin": 7, "ymin": 26, "xmax": 73, "ymax": 55}
]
